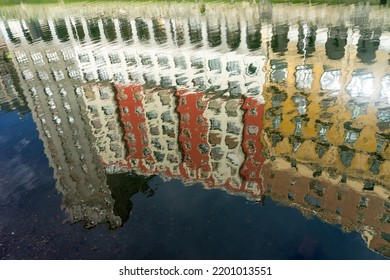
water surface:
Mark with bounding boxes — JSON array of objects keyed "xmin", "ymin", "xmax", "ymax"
[{"xmin": 0, "ymin": 2, "xmax": 389, "ymax": 259}]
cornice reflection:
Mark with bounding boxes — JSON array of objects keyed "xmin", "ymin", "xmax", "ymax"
[{"xmin": 0, "ymin": 2, "xmax": 389, "ymax": 257}]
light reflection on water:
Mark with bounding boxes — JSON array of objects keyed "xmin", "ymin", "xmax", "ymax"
[{"xmin": 0, "ymin": 2, "xmax": 390, "ymax": 259}]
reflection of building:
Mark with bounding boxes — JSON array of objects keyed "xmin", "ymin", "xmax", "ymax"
[
  {"xmin": 206, "ymin": 96, "xmax": 243, "ymax": 188},
  {"xmin": 81, "ymin": 83, "xmax": 126, "ymax": 166},
  {"xmin": 0, "ymin": 13, "xmax": 267, "ymax": 98},
  {"xmin": 113, "ymin": 84, "xmax": 265, "ymax": 200},
  {"xmin": 0, "ymin": 32, "xmax": 27, "ymax": 114},
  {"xmin": 144, "ymin": 87, "xmax": 182, "ymax": 176},
  {"xmin": 258, "ymin": 13, "xmax": 390, "ymax": 258},
  {"xmin": 0, "ymin": 21, "xmax": 122, "ymax": 228},
  {"xmin": 115, "ymin": 84, "xmax": 157, "ymax": 173},
  {"xmin": 1, "ymin": 3, "xmax": 390, "ymax": 246},
  {"xmin": 0, "ymin": 4, "xmax": 271, "ymax": 227},
  {"xmin": 262, "ymin": 21, "xmax": 390, "ymax": 190},
  {"xmin": 176, "ymin": 89, "xmax": 213, "ymax": 182},
  {"xmin": 262, "ymin": 160, "xmax": 390, "ymax": 258},
  {"xmin": 241, "ymin": 97, "xmax": 265, "ymax": 194}
]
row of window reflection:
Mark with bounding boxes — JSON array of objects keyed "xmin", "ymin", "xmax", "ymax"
[
  {"xmin": 286, "ymin": 182, "xmax": 390, "ymax": 220},
  {"xmin": 21, "ymin": 67, "xmax": 81, "ymax": 82},
  {"xmin": 30, "ymin": 85, "xmax": 84, "ymax": 131},
  {"xmin": 271, "ymin": 62, "xmax": 390, "ymax": 101},
  {"xmin": 15, "ymin": 49, "xmax": 75, "ymax": 64},
  {"xmin": 19, "ymin": 48, "xmax": 389, "ymax": 98},
  {"xmin": 14, "ymin": 47, "xmax": 262, "ymax": 92},
  {"xmin": 15, "ymin": 47, "xmax": 260, "ymax": 76},
  {"xmin": 5, "ymin": 17, "xmax": 261, "ymax": 50},
  {"xmin": 3, "ymin": 18, "xmax": 387, "ymax": 63},
  {"xmin": 28, "ymin": 84, "xmax": 93, "ymax": 173},
  {"xmin": 270, "ymin": 103, "xmax": 389, "ymax": 146}
]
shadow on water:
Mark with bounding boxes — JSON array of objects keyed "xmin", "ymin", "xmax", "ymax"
[{"xmin": 107, "ymin": 172, "xmax": 156, "ymax": 225}]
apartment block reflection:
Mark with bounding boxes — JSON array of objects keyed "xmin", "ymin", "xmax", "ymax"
[
  {"xmin": 81, "ymin": 83, "xmax": 126, "ymax": 166},
  {"xmin": 263, "ymin": 22, "xmax": 390, "ymax": 190},
  {"xmin": 0, "ymin": 22, "xmax": 122, "ymax": 228},
  {"xmin": 260, "ymin": 12, "xmax": 390, "ymax": 257},
  {"xmin": 0, "ymin": 32, "xmax": 27, "ymax": 114},
  {"xmin": 1, "ymin": 3, "xmax": 390, "ymax": 240},
  {"xmin": 112, "ymin": 83, "xmax": 265, "ymax": 199}
]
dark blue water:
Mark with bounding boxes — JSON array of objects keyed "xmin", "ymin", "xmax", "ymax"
[{"xmin": 0, "ymin": 111, "xmax": 385, "ymax": 260}]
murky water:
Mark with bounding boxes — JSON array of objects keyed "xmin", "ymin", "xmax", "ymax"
[{"xmin": 0, "ymin": 2, "xmax": 389, "ymax": 259}]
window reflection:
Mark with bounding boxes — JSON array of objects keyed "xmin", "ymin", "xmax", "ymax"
[
  {"xmin": 71, "ymin": 19, "xmax": 85, "ymax": 42},
  {"xmin": 54, "ymin": 19, "xmax": 69, "ymax": 42},
  {"xmin": 21, "ymin": 20, "xmax": 33, "ymax": 44},
  {"xmin": 135, "ymin": 18, "xmax": 150, "ymax": 43},
  {"xmin": 3, "ymin": 22, "xmax": 21, "ymax": 44},
  {"xmin": 119, "ymin": 18, "xmax": 132, "ymax": 42},
  {"xmin": 227, "ymin": 22, "xmax": 240, "ymax": 51},
  {"xmin": 325, "ymin": 26, "xmax": 347, "ymax": 60},
  {"xmin": 171, "ymin": 19, "xmax": 185, "ymax": 47},
  {"xmin": 246, "ymin": 22, "xmax": 261, "ymax": 51},
  {"xmin": 346, "ymin": 72, "xmax": 374, "ymax": 98},
  {"xmin": 297, "ymin": 24, "xmax": 316, "ymax": 56},
  {"xmin": 102, "ymin": 18, "xmax": 116, "ymax": 42},
  {"xmin": 271, "ymin": 24, "xmax": 289, "ymax": 54},
  {"xmin": 25, "ymin": 19, "xmax": 43, "ymax": 42},
  {"xmin": 152, "ymin": 18, "xmax": 167, "ymax": 45},
  {"xmin": 357, "ymin": 28, "xmax": 381, "ymax": 65},
  {"xmin": 295, "ymin": 65, "xmax": 313, "ymax": 89},
  {"xmin": 40, "ymin": 20, "xmax": 53, "ymax": 42},
  {"xmin": 87, "ymin": 18, "xmax": 100, "ymax": 42},
  {"xmin": 207, "ymin": 20, "xmax": 221, "ymax": 48},
  {"xmin": 380, "ymin": 75, "xmax": 390, "ymax": 103},
  {"xmin": 270, "ymin": 60, "xmax": 287, "ymax": 83},
  {"xmin": 320, "ymin": 70, "xmax": 341, "ymax": 91},
  {"xmin": 188, "ymin": 19, "xmax": 202, "ymax": 46}
]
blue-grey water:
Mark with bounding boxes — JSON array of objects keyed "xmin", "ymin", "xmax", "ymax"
[{"xmin": 0, "ymin": 2, "xmax": 389, "ymax": 259}]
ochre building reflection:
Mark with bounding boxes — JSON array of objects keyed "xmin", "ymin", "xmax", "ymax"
[
  {"xmin": 263, "ymin": 22, "xmax": 390, "ymax": 190},
  {"xmin": 262, "ymin": 161, "xmax": 390, "ymax": 257},
  {"xmin": 260, "ymin": 19, "xmax": 390, "ymax": 257}
]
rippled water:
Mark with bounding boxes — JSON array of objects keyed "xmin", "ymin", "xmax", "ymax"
[{"xmin": 0, "ymin": 1, "xmax": 389, "ymax": 259}]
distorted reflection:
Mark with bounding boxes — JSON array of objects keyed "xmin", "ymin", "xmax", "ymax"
[
  {"xmin": 346, "ymin": 72, "xmax": 375, "ymax": 98},
  {"xmin": 357, "ymin": 28, "xmax": 381, "ymax": 65},
  {"xmin": 380, "ymin": 75, "xmax": 390, "ymax": 102},
  {"xmin": 297, "ymin": 23, "xmax": 316, "ymax": 57},
  {"xmin": 271, "ymin": 24, "xmax": 289, "ymax": 54},
  {"xmin": 1, "ymin": 2, "xmax": 390, "ymax": 258},
  {"xmin": 320, "ymin": 70, "xmax": 341, "ymax": 92},
  {"xmin": 295, "ymin": 65, "xmax": 313, "ymax": 89}
]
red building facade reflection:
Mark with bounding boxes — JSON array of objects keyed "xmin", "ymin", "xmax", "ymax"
[{"xmin": 113, "ymin": 84, "xmax": 265, "ymax": 200}]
